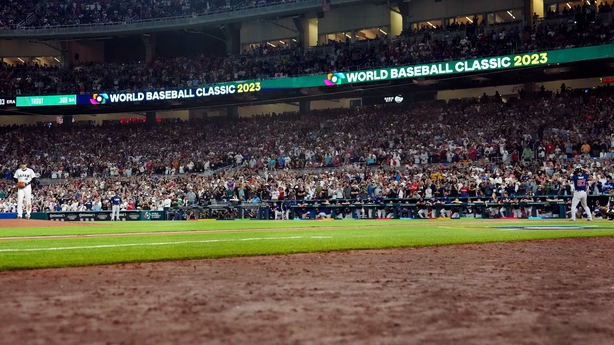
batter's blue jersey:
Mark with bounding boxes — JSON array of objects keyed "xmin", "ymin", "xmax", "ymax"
[
  {"xmin": 573, "ymin": 173, "xmax": 589, "ymax": 191},
  {"xmin": 111, "ymin": 196, "xmax": 123, "ymax": 205}
]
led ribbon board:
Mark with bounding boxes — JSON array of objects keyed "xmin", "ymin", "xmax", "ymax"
[
  {"xmin": 16, "ymin": 44, "xmax": 614, "ymax": 107},
  {"xmin": 16, "ymin": 95, "xmax": 76, "ymax": 107}
]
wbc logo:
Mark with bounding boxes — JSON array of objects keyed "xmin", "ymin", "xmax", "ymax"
[
  {"xmin": 324, "ymin": 72, "xmax": 346, "ymax": 86},
  {"xmin": 90, "ymin": 93, "xmax": 109, "ymax": 104}
]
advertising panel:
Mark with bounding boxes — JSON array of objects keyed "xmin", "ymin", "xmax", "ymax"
[
  {"xmin": 140, "ymin": 210, "xmax": 166, "ymax": 220},
  {"xmin": 48, "ymin": 213, "xmax": 67, "ymax": 221},
  {"xmin": 47, "ymin": 211, "xmax": 141, "ymax": 221}
]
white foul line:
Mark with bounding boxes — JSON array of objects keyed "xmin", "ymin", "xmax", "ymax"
[{"xmin": 0, "ymin": 236, "xmax": 332, "ymax": 253}]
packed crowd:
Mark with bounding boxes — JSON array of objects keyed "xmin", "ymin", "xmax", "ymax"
[
  {"xmin": 1, "ymin": 18, "xmax": 614, "ymax": 97},
  {"xmin": 0, "ymin": 0, "xmax": 609, "ymax": 30},
  {"xmin": 545, "ymin": 1, "xmax": 602, "ymax": 18},
  {"xmin": 1, "ymin": 86, "xmax": 614, "ymax": 215},
  {"xmin": 0, "ymin": 0, "xmax": 302, "ymax": 29}
]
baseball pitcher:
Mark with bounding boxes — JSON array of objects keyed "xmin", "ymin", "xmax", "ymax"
[{"xmin": 13, "ymin": 161, "xmax": 37, "ymax": 219}]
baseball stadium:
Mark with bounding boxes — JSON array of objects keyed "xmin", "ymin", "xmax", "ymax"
[{"xmin": 2, "ymin": 0, "xmax": 614, "ymax": 343}]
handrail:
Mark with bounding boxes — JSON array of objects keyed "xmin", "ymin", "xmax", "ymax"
[
  {"xmin": 0, "ymin": 0, "xmax": 370, "ymax": 38},
  {"xmin": 0, "ymin": 0, "xmax": 321, "ymax": 38}
]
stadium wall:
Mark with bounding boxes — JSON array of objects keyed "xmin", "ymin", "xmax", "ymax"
[
  {"xmin": 308, "ymin": 19, "xmax": 318, "ymax": 47},
  {"xmin": 240, "ymin": 3, "xmax": 396, "ymax": 46},
  {"xmin": 0, "ymin": 40, "xmax": 62, "ymax": 58},
  {"xmin": 241, "ymin": 18, "xmax": 301, "ymax": 44},
  {"xmin": 237, "ymin": 99, "xmax": 352, "ymax": 117},
  {"xmin": 67, "ymin": 41, "xmax": 106, "ymax": 65},
  {"xmin": 0, "ymin": 211, "xmax": 165, "ymax": 221},
  {"xmin": 0, "ymin": 110, "xmax": 190, "ymax": 126},
  {"xmin": 436, "ymin": 77, "xmax": 612, "ymax": 102},
  {"xmin": 406, "ymin": 0, "xmax": 525, "ymax": 22},
  {"xmin": 317, "ymin": 3, "xmax": 391, "ymax": 35},
  {"xmin": 390, "ymin": 10, "xmax": 403, "ymax": 38}
]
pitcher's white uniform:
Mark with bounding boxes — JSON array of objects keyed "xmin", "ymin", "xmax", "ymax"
[{"xmin": 14, "ymin": 165, "xmax": 36, "ymax": 219}]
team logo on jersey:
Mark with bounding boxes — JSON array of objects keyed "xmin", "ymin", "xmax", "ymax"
[
  {"xmin": 324, "ymin": 72, "xmax": 345, "ymax": 86},
  {"xmin": 90, "ymin": 93, "xmax": 109, "ymax": 105}
]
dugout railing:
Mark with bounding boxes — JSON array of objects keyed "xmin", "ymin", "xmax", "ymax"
[
  {"xmin": 168, "ymin": 194, "xmax": 608, "ymax": 220},
  {"xmin": 4, "ymin": 194, "xmax": 608, "ymax": 221},
  {"xmin": 287, "ymin": 200, "xmax": 568, "ymax": 220}
]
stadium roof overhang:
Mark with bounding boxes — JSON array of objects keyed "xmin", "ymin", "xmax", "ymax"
[{"xmin": 0, "ymin": 0, "xmax": 369, "ymax": 40}]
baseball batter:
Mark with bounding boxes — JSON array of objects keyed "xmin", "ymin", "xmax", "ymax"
[
  {"xmin": 13, "ymin": 161, "xmax": 37, "ymax": 219},
  {"xmin": 569, "ymin": 166, "xmax": 592, "ymax": 221}
]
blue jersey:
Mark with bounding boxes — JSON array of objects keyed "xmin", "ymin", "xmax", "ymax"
[
  {"xmin": 573, "ymin": 173, "xmax": 589, "ymax": 191},
  {"xmin": 110, "ymin": 196, "xmax": 123, "ymax": 205},
  {"xmin": 283, "ymin": 200, "xmax": 295, "ymax": 210}
]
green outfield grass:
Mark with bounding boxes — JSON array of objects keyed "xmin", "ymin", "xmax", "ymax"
[{"xmin": 1, "ymin": 219, "xmax": 613, "ymax": 271}]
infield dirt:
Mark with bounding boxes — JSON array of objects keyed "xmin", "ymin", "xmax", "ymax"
[{"xmin": 0, "ymin": 236, "xmax": 613, "ymax": 344}]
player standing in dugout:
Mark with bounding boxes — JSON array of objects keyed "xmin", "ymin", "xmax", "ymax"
[
  {"xmin": 13, "ymin": 160, "xmax": 37, "ymax": 219},
  {"xmin": 598, "ymin": 190, "xmax": 614, "ymax": 220}
]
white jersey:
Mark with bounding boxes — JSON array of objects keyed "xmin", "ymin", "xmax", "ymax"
[
  {"xmin": 14, "ymin": 168, "xmax": 36, "ymax": 184},
  {"xmin": 14, "ymin": 167, "xmax": 36, "ymax": 218}
]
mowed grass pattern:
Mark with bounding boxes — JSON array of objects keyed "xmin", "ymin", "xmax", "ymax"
[{"xmin": 1, "ymin": 219, "xmax": 613, "ymax": 271}]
